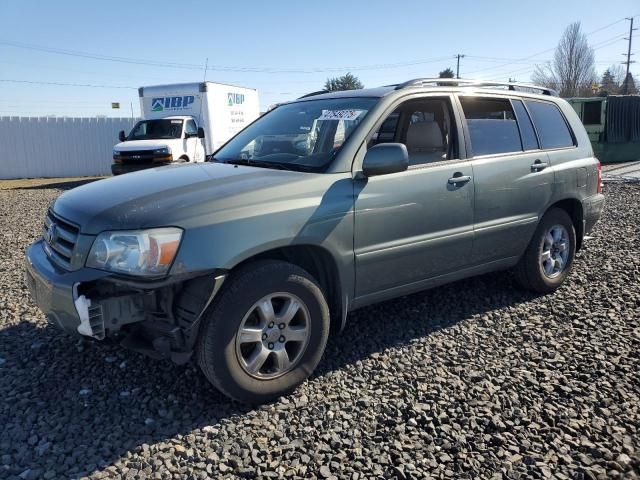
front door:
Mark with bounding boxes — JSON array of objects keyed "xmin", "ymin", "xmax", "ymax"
[
  {"xmin": 184, "ymin": 119, "xmax": 200, "ymax": 161},
  {"xmin": 354, "ymin": 95, "xmax": 475, "ymax": 299}
]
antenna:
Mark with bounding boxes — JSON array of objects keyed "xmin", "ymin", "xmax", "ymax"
[{"xmin": 203, "ymin": 57, "xmax": 209, "ymax": 82}]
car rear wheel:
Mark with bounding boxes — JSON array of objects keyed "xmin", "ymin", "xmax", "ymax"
[
  {"xmin": 514, "ymin": 208, "xmax": 576, "ymax": 293},
  {"xmin": 197, "ymin": 260, "xmax": 330, "ymax": 404}
]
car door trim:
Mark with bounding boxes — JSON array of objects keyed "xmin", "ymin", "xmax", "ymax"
[
  {"xmin": 356, "ymin": 227, "xmax": 473, "ymax": 258},
  {"xmin": 352, "ymin": 255, "xmax": 520, "ymax": 309},
  {"xmin": 473, "ymin": 215, "xmax": 538, "ymax": 234}
]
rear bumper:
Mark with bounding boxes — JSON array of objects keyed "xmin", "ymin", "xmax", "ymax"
[
  {"xmin": 583, "ymin": 193, "xmax": 605, "ymax": 234},
  {"xmin": 111, "ymin": 162, "xmax": 170, "ymax": 176},
  {"xmin": 24, "ymin": 240, "xmax": 111, "ymax": 337}
]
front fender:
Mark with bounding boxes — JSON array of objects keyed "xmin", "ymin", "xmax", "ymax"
[{"xmin": 169, "ymin": 174, "xmax": 356, "ymax": 310}]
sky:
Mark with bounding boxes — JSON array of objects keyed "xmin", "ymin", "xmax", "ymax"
[{"xmin": 0, "ymin": 0, "xmax": 638, "ymax": 117}]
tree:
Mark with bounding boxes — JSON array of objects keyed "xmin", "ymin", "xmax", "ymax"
[
  {"xmin": 532, "ymin": 22, "xmax": 597, "ymax": 97},
  {"xmin": 609, "ymin": 64, "xmax": 626, "ymax": 86},
  {"xmin": 621, "ymin": 72, "xmax": 638, "ymax": 95},
  {"xmin": 324, "ymin": 73, "xmax": 364, "ymax": 92},
  {"xmin": 439, "ymin": 68, "xmax": 455, "ymax": 78},
  {"xmin": 599, "ymin": 65, "xmax": 636, "ymax": 95},
  {"xmin": 599, "ymin": 68, "xmax": 618, "ymax": 95}
]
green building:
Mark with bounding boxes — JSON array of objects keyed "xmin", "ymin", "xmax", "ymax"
[{"xmin": 568, "ymin": 96, "xmax": 640, "ymax": 163}]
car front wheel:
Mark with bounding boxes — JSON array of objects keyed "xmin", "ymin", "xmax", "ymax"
[{"xmin": 197, "ymin": 260, "xmax": 330, "ymax": 404}]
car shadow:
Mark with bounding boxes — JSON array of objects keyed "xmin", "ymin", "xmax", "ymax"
[
  {"xmin": 0, "ymin": 269, "xmax": 540, "ymax": 478},
  {"xmin": 6, "ymin": 178, "xmax": 103, "ymax": 190}
]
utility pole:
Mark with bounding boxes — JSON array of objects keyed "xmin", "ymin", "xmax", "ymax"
[
  {"xmin": 455, "ymin": 54, "xmax": 465, "ymax": 79},
  {"xmin": 622, "ymin": 17, "xmax": 636, "ymax": 94},
  {"xmin": 203, "ymin": 57, "xmax": 209, "ymax": 82}
]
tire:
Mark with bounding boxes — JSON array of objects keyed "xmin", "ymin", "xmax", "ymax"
[
  {"xmin": 196, "ymin": 260, "xmax": 330, "ymax": 404},
  {"xmin": 514, "ymin": 208, "xmax": 576, "ymax": 294},
  {"xmin": 175, "ymin": 156, "xmax": 189, "ymax": 163}
]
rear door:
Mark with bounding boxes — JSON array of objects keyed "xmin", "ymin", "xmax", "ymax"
[
  {"xmin": 459, "ymin": 95, "xmax": 556, "ymax": 264},
  {"xmin": 353, "ymin": 94, "xmax": 475, "ymax": 299}
]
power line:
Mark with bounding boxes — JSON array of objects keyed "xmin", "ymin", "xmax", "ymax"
[
  {"xmin": 475, "ymin": 32, "xmax": 629, "ymax": 80},
  {"xmin": 0, "ymin": 79, "xmax": 136, "ymax": 89},
  {"xmin": 0, "ymin": 78, "xmax": 308, "ymax": 97},
  {"xmin": 0, "ymin": 40, "xmax": 452, "ymax": 73},
  {"xmin": 465, "ymin": 17, "xmax": 638, "ymax": 77}
]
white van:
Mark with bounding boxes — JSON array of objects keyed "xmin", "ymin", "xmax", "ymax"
[{"xmin": 112, "ymin": 81, "xmax": 259, "ymax": 175}]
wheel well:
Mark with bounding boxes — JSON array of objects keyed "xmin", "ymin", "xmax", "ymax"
[
  {"xmin": 234, "ymin": 246, "xmax": 343, "ymax": 335},
  {"xmin": 547, "ymin": 199, "xmax": 584, "ymax": 250},
  {"xmin": 179, "ymin": 155, "xmax": 189, "ymax": 162}
]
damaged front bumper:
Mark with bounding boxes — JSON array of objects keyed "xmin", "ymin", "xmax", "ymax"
[
  {"xmin": 24, "ymin": 239, "xmax": 225, "ymax": 363},
  {"xmin": 25, "ymin": 240, "xmax": 112, "ymax": 337}
]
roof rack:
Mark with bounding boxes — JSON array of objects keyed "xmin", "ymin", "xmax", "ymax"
[
  {"xmin": 297, "ymin": 90, "xmax": 329, "ymax": 99},
  {"xmin": 394, "ymin": 78, "xmax": 558, "ymax": 96}
]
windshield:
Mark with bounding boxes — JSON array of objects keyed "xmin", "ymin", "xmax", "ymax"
[
  {"xmin": 213, "ymin": 97, "xmax": 377, "ymax": 172},
  {"xmin": 127, "ymin": 119, "xmax": 183, "ymax": 140}
]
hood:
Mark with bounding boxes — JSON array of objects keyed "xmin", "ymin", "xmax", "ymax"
[
  {"xmin": 114, "ymin": 140, "xmax": 177, "ymax": 151},
  {"xmin": 54, "ymin": 163, "xmax": 318, "ymax": 234}
]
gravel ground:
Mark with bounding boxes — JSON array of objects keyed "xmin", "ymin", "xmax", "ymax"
[{"xmin": 0, "ymin": 179, "xmax": 639, "ymax": 480}]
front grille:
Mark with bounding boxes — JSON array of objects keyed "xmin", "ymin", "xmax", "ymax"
[
  {"xmin": 43, "ymin": 210, "xmax": 79, "ymax": 270},
  {"xmin": 117, "ymin": 150, "xmax": 158, "ymax": 164},
  {"xmin": 119, "ymin": 150, "xmax": 155, "ymax": 157}
]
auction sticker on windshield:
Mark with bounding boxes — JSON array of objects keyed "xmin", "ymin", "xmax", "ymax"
[{"xmin": 318, "ymin": 109, "xmax": 364, "ymax": 121}]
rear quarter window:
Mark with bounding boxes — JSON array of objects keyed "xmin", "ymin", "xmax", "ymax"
[
  {"xmin": 511, "ymin": 99, "xmax": 539, "ymax": 150},
  {"xmin": 525, "ymin": 100, "xmax": 575, "ymax": 149}
]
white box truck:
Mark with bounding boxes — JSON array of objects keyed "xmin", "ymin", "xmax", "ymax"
[{"xmin": 112, "ymin": 81, "xmax": 259, "ymax": 175}]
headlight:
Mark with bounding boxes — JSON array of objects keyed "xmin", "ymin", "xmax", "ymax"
[
  {"xmin": 153, "ymin": 147, "xmax": 171, "ymax": 155},
  {"xmin": 113, "ymin": 149, "xmax": 121, "ymax": 156},
  {"xmin": 86, "ymin": 228, "xmax": 182, "ymax": 277}
]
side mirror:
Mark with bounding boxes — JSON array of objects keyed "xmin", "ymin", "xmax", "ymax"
[
  {"xmin": 362, "ymin": 143, "xmax": 408, "ymax": 177},
  {"xmin": 118, "ymin": 130, "xmax": 126, "ymax": 142},
  {"xmin": 197, "ymin": 127, "xmax": 205, "ymax": 139}
]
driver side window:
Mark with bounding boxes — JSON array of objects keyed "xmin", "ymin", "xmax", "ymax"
[
  {"xmin": 185, "ymin": 120, "xmax": 198, "ymax": 135},
  {"xmin": 370, "ymin": 97, "xmax": 458, "ymax": 166}
]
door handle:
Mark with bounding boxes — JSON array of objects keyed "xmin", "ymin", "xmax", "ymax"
[
  {"xmin": 448, "ymin": 174, "xmax": 471, "ymax": 185},
  {"xmin": 531, "ymin": 160, "xmax": 549, "ymax": 172}
]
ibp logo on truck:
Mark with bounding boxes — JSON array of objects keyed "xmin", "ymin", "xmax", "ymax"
[
  {"xmin": 228, "ymin": 93, "xmax": 245, "ymax": 107},
  {"xmin": 151, "ymin": 95, "xmax": 195, "ymax": 112}
]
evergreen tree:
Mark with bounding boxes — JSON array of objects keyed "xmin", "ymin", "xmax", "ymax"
[
  {"xmin": 599, "ymin": 68, "xmax": 618, "ymax": 95},
  {"xmin": 439, "ymin": 68, "xmax": 455, "ymax": 78},
  {"xmin": 621, "ymin": 72, "xmax": 638, "ymax": 95},
  {"xmin": 324, "ymin": 73, "xmax": 364, "ymax": 92}
]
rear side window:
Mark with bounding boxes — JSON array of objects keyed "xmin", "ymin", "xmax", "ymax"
[
  {"xmin": 512, "ymin": 99, "xmax": 539, "ymax": 150},
  {"xmin": 525, "ymin": 101, "xmax": 575, "ymax": 149},
  {"xmin": 460, "ymin": 97, "xmax": 522, "ymax": 156}
]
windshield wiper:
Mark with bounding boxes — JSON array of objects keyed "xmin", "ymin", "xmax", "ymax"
[
  {"xmin": 223, "ymin": 158, "xmax": 250, "ymax": 166},
  {"xmin": 258, "ymin": 161, "xmax": 314, "ymax": 172},
  {"xmin": 224, "ymin": 159, "xmax": 313, "ymax": 172}
]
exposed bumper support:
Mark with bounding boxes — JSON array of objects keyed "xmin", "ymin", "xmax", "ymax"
[{"xmin": 25, "ymin": 239, "xmax": 228, "ymax": 362}]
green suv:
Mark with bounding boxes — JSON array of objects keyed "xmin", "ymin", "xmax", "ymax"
[{"xmin": 25, "ymin": 79, "xmax": 604, "ymax": 403}]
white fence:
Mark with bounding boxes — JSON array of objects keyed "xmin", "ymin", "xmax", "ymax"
[{"xmin": 0, "ymin": 116, "xmax": 139, "ymax": 179}]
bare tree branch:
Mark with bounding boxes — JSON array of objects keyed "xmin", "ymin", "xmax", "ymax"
[{"xmin": 532, "ymin": 22, "xmax": 597, "ymax": 97}]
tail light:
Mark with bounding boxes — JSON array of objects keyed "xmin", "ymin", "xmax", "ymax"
[{"xmin": 596, "ymin": 158, "xmax": 603, "ymax": 193}]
